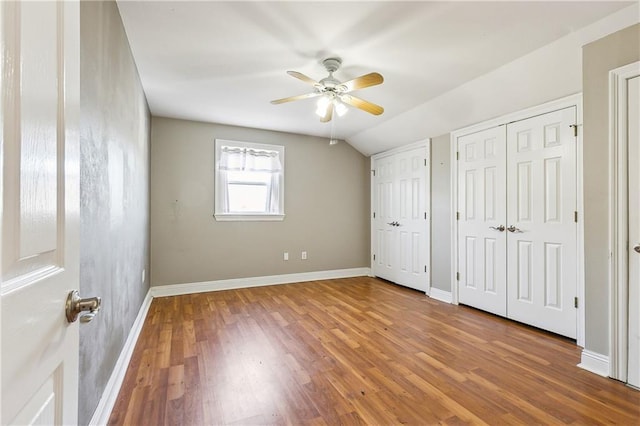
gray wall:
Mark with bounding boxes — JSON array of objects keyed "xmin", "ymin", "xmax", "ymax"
[
  {"xmin": 582, "ymin": 23, "xmax": 640, "ymax": 355},
  {"xmin": 79, "ymin": 2, "xmax": 150, "ymax": 425},
  {"xmin": 150, "ymin": 117, "xmax": 370, "ymax": 286},
  {"xmin": 430, "ymin": 134, "xmax": 452, "ymax": 292}
]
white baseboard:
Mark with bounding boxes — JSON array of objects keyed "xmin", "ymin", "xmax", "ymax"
[
  {"xmin": 428, "ymin": 287, "xmax": 452, "ymax": 304},
  {"xmin": 578, "ymin": 349, "xmax": 610, "ymax": 377},
  {"xmin": 150, "ymin": 267, "xmax": 372, "ymax": 298},
  {"xmin": 89, "ymin": 290, "xmax": 153, "ymax": 426}
]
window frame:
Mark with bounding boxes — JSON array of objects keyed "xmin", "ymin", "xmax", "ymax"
[{"xmin": 214, "ymin": 139, "xmax": 285, "ymax": 221}]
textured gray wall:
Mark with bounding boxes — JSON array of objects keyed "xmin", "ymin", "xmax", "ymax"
[
  {"xmin": 150, "ymin": 117, "xmax": 370, "ymax": 286},
  {"xmin": 582, "ymin": 23, "xmax": 640, "ymax": 355},
  {"xmin": 79, "ymin": 1, "xmax": 150, "ymax": 424},
  {"xmin": 430, "ymin": 134, "xmax": 452, "ymax": 292}
]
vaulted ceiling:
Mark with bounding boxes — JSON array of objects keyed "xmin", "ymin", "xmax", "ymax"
[{"xmin": 117, "ymin": 1, "xmax": 633, "ymax": 155}]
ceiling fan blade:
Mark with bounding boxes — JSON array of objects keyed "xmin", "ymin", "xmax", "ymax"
[
  {"xmin": 338, "ymin": 72, "xmax": 383, "ymax": 92},
  {"xmin": 271, "ymin": 92, "xmax": 321, "ymax": 105},
  {"xmin": 340, "ymin": 94, "xmax": 384, "ymax": 115},
  {"xmin": 320, "ymin": 103, "xmax": 334, "ymax": 123},
  {"xmin": 287, "ymin": 71, "xmax": 321, "ymax": 87}
]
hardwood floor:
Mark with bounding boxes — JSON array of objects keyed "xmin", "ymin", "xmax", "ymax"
[{"xmin": 108, "ymin": 277, "xmax": 640, "ymax": 425}]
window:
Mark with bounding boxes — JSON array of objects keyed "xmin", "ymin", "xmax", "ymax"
[{"xmin": 214, "ymin": 139, "xmax": 285, "ymax": 221}]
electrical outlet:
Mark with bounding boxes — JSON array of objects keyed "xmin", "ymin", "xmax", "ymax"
[
  {"xmin": 301, "ymin": 251, "xmax": 307, "ymax": 260},
  {"xmin": 284, "ymin": 252, "xmax": 289, "ymax": 261}
]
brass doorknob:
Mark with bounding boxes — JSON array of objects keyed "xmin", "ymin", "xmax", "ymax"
[
  {"xmin": 634, "ymin": 244, "xmax": 640, "ymax": 254},
  {"xmin": 65, "ymin": 290, "xmax": 101, "ymax": 323}
]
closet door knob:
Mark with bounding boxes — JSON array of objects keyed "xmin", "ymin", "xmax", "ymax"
[
  {"xmin": 633, "ymin": 244, "xmax": 640, "ymax": 254},
  {"xmin": 507, "ymin": 225, "xmax": 523, "ymax": 233},
  {"xmin": 490, "ymin": 225, "xmax": 505, "ymax": 232}
]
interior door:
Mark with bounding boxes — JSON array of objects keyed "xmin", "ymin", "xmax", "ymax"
[
  {"xmin": 627, "ymin": 75, "xmax": 640, "ymax": 389},
  {"xmin": 505, "ymin": 107, "xmax": 577, "ymax": 338},
  {"xmin": 457, "ymin": 126, "xmax": 507, "ymax": 316},
  {"xmin": 1, "ymin": 1, "xmax": 80, "ymax": 424},
  {"xmin": 373, "ymin": 154, "xmax": 396, "ymax": 282},
  {"xmin": 372, "ymin": 146, "xmax": 429, "ymax": 291},
  {"xmin": 394, "ymin": 147, "xmax": 428, "ymax": 291}
]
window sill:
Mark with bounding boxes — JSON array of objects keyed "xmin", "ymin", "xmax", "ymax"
[{"xmin": 214, "ymin": 213, "xmax": 285, "ymax": 222}]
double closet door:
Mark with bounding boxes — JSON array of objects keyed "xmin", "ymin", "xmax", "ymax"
[
  {"xmin": 457, "ymin": 106, "xmax": 578, "ymax": 338},
  {"xmin": 372, "ymin": 145, "xmax": 430, "ymax": 292}
]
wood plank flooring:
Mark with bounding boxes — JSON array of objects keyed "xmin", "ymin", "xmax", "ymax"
[{"xmin": 108, "ymin": 277, "xmax": 640, "ymax": 425}]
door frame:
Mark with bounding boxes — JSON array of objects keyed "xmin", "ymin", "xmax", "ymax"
[
  {"xmin": 608, "ymin": 61, "xmax": 640, "ymax": 381},
  {"xmin": 370, "ymin": 139, "xmax": 431, "ymax": 293},
  {"xmin": 450, "ymin": 93, "xmax": 585, "ymax": 347}
]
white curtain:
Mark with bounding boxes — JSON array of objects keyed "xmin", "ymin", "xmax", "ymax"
[
  {"xmin": 218, "ymin": 146, "xmax": 282, "ymax": 213},
  {"xmin": 218, "ymin": 147, "xmax": 282, "ymax": 172}
]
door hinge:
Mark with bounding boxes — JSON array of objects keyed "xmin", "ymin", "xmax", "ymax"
[
  {"xmin": 424, "ymin": 158, "xmax": 427, "ymax": 166},
  {"xmin": 570, "ymin": 124, "xmax": 578, "ymax": 137},
  {"xmin": 456, "ymin": 151, "xmax": 460, "ymax": 161},
  {"xmin": 574, "ymin": 297, "xmax": 578, "ymax": 308},
  {"xmin": 456, "ymin": 272, "xmax": 460, "ymax": 281},
  {"xmin": 574, "ymin": 211, "xmax": 578, "ymax": 223},
  {"xmin": 456, "ymin": 212, "xmax": 460, "ymax": 220},
  {"xmin": 373, "ymin": 212, "xmax": 376, "ymax": 219},
  {"xmin": 373, "ymin": 254, "xmax": 376, "ymax": 261},
  {"xmin": 372, "ymin": 169, "xmax": 376, "ymax": 177},
  {"xmin": 424, "ymin": 212, "xmax": 427, "ymax": 220}
]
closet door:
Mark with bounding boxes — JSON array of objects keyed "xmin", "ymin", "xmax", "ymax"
[
  {"xmin": 395, "ymin": 147, "xmax": 428, "ymax": 291},
  {"xmin": 457, "ymin": 126, "xmax": 507, "ymax": 316},
  {"xmin": 372, "ymin": 146, "xmax": 429, "ymax": 292},
  {"xmin": 506, "ymin": 106, "xmax": 577, "ymax": 338},
  {"xmin": 373, "ymin": 154, "xmax": 397, "ymax": 283}
]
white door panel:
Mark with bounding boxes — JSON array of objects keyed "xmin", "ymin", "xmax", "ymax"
[
  {"xmin": 1, "ymin": 1, "xmax": 80, "ymax": 424},
  {"xmin": 457, "ymin": 126, "xmax": 507, "ymax": 316},
  {"xmin": 373, "ymin": 155, "xmax": 396, "ymax": 282},
  {"xmin": 395, "ymin": 148, "xmax": 428, "ymax": 291},
  {"xmin": 372, "ymin": 146, "xmax": 429, "ymax": 292},
  {"xmin": 627, "ymin": 75, "xmax": 640, "ymax": 388},
  {"xmin": 506, "ymin": 107, "xmax": 577, "ymax": 338}
]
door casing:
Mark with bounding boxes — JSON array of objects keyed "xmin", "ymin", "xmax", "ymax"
[{"xmin": 608, "ymin": 61, "xmax": 640, "ymax": 385}]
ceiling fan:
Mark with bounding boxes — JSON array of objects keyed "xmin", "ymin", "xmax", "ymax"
[{"xmin": 271, "ymin": 57, "xmax": 384, "ymax": 123}]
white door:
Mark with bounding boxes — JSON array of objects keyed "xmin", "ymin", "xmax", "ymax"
[
  {"xmin": 394, "ymin": 147, "xmax": 429, "ymax": 291},
  {"xmin": 373, "ymin": 154, "xmax": 396, "ymax": 283},
  {"xmin": 372, "ymin": 146, "xmax": 429, "ymax": 292},
  {"xmin": 627, "ymin": 75, "xmax": 640, "ymax": 388},
  {"xmin": 506, "ymin": 107, "xmax": 577, "ymax": 338},
  {"xmin": 1, "ymin": 1, "xmax": 80, "ymax": 424},
  {"xmin": 457, "ymin": 126, "xmax": 507, "ymax": 316}
]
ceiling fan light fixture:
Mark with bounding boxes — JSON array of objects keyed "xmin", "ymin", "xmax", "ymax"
[
  {"xmin": 315, "ymin": 96, "xmax": 331, "ymax": 117},
  {"xmin": 334, "ymin": 101, "xmax": 348, "ymax": 117}
]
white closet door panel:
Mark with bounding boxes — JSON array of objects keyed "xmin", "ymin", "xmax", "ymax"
[
  {"xmin": 506, "ymin": 107, "xmax": 577, "ymax": 338},
  {"xmin": 373, "ymin": 155, "xmax": 396, "ymax": 282},
  {"xmin": 395, "ymin": 147, "xmax": 428, "ymax": 291},
  {"xmin": 457, "ymin": 126, "xmax": 507, "ymax": 316}
]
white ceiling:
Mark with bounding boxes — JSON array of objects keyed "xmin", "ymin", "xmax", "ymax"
[{"xmin": 117, "ymin": 1, "xmax": 633, "ymax": 155}]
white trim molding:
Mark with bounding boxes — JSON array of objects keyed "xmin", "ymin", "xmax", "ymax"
[
  {"xmin": 578, "ymin": 350, "xmax": 610, "ymax": 378},
  {"xmin": 89, "ymin": 290, "xmax": 153, "ymax": 426},
  {"xmin": 608, "ymin": 61, "xmax": 640, "ymax": 381},
  {"xmin": 428, "ymin": 287, "xmax": 452, "ymax": 304},
  {"xmin": 150, "ymin": 268, "xmax": 371, "ymax": 298}
]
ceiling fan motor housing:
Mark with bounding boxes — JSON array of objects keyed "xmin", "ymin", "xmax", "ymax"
[{"xmin": 322, "ymin": 57, "xmax": 342, "ymax": 73}]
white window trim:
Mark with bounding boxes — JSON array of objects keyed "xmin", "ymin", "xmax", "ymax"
[{"xmin": 214, "ymin": 139, "xmax": 285, "ymax": 221}]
